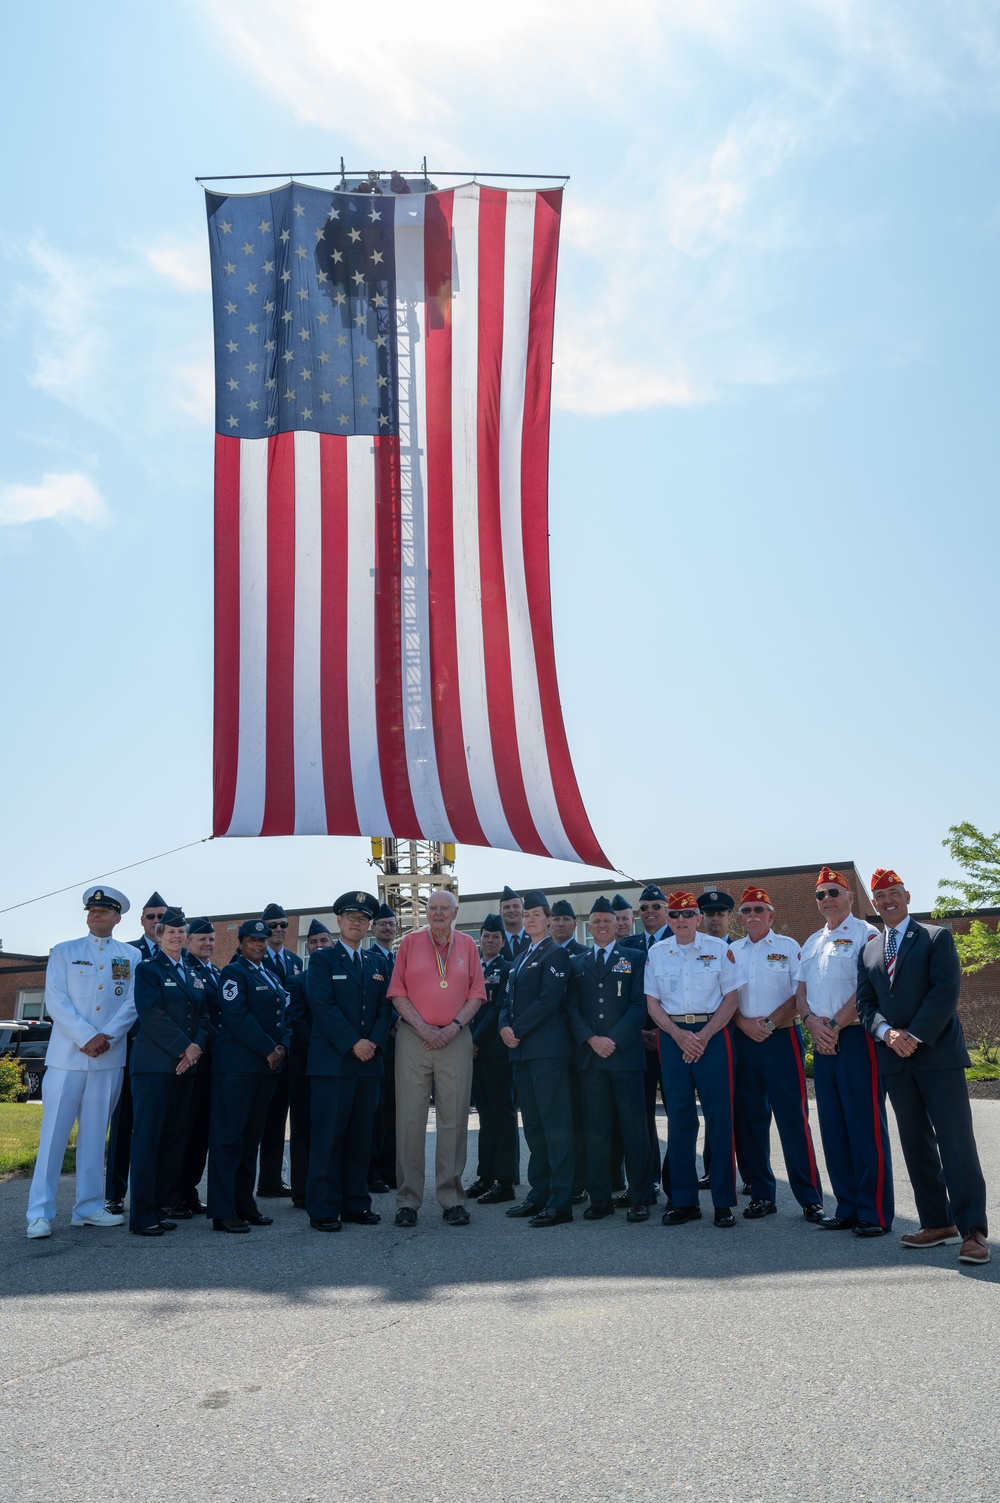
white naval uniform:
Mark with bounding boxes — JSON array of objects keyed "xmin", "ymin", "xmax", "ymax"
[
  {"xmin": 799, "ymin": 914, "xmax": 879, "ymax": 1020},
  {"xmin": 27, "ymin": 933, "xmax": 140, "ymax": 1224}
]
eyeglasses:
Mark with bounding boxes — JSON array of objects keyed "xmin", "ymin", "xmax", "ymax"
[
  {"xmin": 667, "ymin": 910, "xmax": 696, "ymax": 920},
  {"xmin": 268, "ymin": 921, "xmax": 288, "ymax": 931},
  {"xmin": 739, "ymin": 905, "xmax": 770, "ymax": 916},
  {"xmin": 815, "ymin": 889, "xmax": 845, "ymax": 900},
  {"xmin": 639, "ymin": 903, "xmax": 665, "ymax": 912}
]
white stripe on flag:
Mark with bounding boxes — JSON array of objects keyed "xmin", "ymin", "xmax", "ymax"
[
  {"xmin": 345, "ymin": 437, "xmax": 392, "ymax": 833},
  {"xmin": 393, "ymin": 195, "xmax": 453, "ymax": 839},
  {"xmin": 230, "ymin": 437, "xmax": 269, "ymax": 835},
  {"xmin": 499, "ymin": 194, "xmax": 578, "ymax": 862},
  {"xmin": 451, "ymin": 184, "xmax": 519, "ymax": 852},
  {"xmin": 292, "ymin": 430, "xmax": 326, "ymax": 833}
]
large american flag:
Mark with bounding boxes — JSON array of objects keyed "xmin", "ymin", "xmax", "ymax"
[{"xmin": 207, "ymin": 180, "xmax": 608, "ymax": 867}]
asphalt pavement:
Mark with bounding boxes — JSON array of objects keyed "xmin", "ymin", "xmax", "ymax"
[{"xmin": 2, "ymin": 1104, "xmax": 998, "ymax": 1503}]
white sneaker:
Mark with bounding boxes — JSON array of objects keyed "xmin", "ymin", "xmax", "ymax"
[
  {"xmin": 26, "ymin": 1218, "xmax": 52, "ymax": 1239},
  {"xmin": 71, "ymin": 1209, "xmax": 125, "ymax": 1228}
]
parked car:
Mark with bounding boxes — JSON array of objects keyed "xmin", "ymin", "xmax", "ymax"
[{"xmin": 0, "ymin": 1019, "xmax": 52, "ymax": 1099}]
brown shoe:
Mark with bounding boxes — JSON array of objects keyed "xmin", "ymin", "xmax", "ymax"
[
  {"xmin": 900, "ymin": 1226, "xmax": 961, "ymax": 1248},
  {"xmin": 959, "ymin": 1231, "xmax": 990, "ymax": 1265}
]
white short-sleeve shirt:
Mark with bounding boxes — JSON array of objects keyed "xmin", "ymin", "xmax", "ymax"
[
  {"xmin": 799, "ymin": 914, "xmax": 879, "ymax": 1018},
  {"xmin": 731, "ymin": 930, "xmax": 802, "ymax": 1018},
  {"xmin": 644, "ymin": 932, "xmax": 742, "ymax": 1015}
]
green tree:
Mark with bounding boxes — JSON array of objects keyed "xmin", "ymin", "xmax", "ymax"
[{"xmin": 935, "ymin": 822, "xmax": 1000, "ymax": 973}]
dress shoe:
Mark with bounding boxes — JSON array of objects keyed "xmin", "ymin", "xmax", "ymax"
[
  {"xmin": 959, "ymin": 1231, "xmax": 990, "ymax": 1265},
  {"xmin": 184, "ymin": 1199, "xmax": 208, "ymax": 1215},
  {"xmin": 900, "ymin": 1225, "xmax": 961, "ymax": 1248},
  {"xmin": 612, "ymin": 1191, "xmax": 632, "ymax": 1209},
  {"xmin": 71, "ymin": 1208, "xmax": 125, "ymax": 1228},
  {"xmin": 662, "ymin": 1205, "xmax": 702, "ymax": 1226},
  {"xmin": 342, "ymin": 1209, "xmax": 381, "ymax": 1225},
  {"xmin": 132, "ymin": 1225, "xmax": 164, "ymax": 1237},
  {"xmin": 464, "ymin": 1178, "xmax": 491, "ymax": 1199},
  {"xmin": 506, "ymin": 1201, "xmax": 545, "ymax": 1218},
  {"xmin": 626, "ymin": 1204, "xmax": 650, "ymax": 1223},
  {"xmin": 310, "ymin": 1218, "xmax": 342, "ymax": 1232},
  {"xmin": 26, "ymin": 1218, "xmax": 51, "ymax": 1239},
  {"xmin": 443, "ymin": 1205, "xmax": 470, "ymax": 1226},
  {"xmin": 394, "ymin": 1207, "xmax": 418, "ymax": 1227},
  {"xmin": 571, "ymin": 1192, "xmax": 588, "ymax": 1205},
  {"xmin": 478, "ymin": 1181, "xmax": 516, "ymax": 1204},
  {"xmin": 854, "ymin": 1221, "xmax": 890, "ymax": 1238},
  {"xmin": 741, "ymin": 1182, "xmax": 753, "ymax": 1197},
  {"xmin": 244, "ymin": 1213, "xmax": 273, "ymax": 1226},
  {"xmin": 292, "ymin": 1196, "xmax": 306, "ymax": 1209},
  {"xmin": 213, "ymin": 1218, "xmax": 251, "ymax": 1233},
  {"xmin": 165, "ymin": 1205, "xmax": 194, "ymax": 1221},
  {"xmin": 529, "ymin": 1209, "xmax": 572, "ymax": 1227},
  {"xmin": 257, "ymin": 1184, "xmax": 292, "ymax": 1198},
  {"xmin": 802, "ymin": 1203, "xmax": 825, "ymax": 1224},
  {"xmin": 713, "ymin": 1208, "xmax": 736, "ymax": 1228},
  {"xmin": 105, "ymin": 1200, "xmax": 125, "ymax": 1215},
  {"xmin": 583, "ymin": 1200, "xmax": 615, "ymax": 1220},
  {"xmin": 157, "ymin": 1220, "xmax": 177, "ymax": 1232},
  {"xmin": 743, "ymin": 1199, "xmax": 777, "ymax": 1219},
  {"xmin": 367, "ymin": 1179, "xmax": 390, "ymax": 1195},
  {"xmin": 819, "ymin": 1215, "xmax": 858, "ymax": 1231},
  {"xmin": 698, "ymin": 1174, "xmax": 711, "ymax": 1191}
]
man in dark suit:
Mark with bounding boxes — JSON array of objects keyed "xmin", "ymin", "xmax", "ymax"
[
  {"xmin": 367, "ymin": 902, "xmax": 398, "ymax": 1193},
  {"xmin": 105, "ymin": 891, "xmax": 167, "ymax": 1213},
  {"xmin": 466, "ymin": 914, "xmax": 518, "ymax": 1203},
  {"xmin": 566, "ymin": 897, "xmax": 653, "ymax": 1221},
  {"xmin": 499, "ymin": 885, "xmax": 529, "ymax": 962},
  {"xmin": 257, "ymin": 902, "xmax": 303, "ymax": 1196},
  {"xmin": 285, "ymin": 919, "xmax": 334, "ymax": 1207},
  {"xmin": 856, "ymin": 868, "xmax": 989, "ymax": 1266},
  {"xmin": 129, "ymin": 909, "xmax": 209, "ymax": 1236},
  {"xmin": 305, "ymin": 892, "xmax": 391, "ymax": 1231},
  {"xmin": 500, "ymin": 889, "xmax": 574, "ymax": 1227}
]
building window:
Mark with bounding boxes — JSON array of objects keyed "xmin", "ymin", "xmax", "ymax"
[{"xmin": 17, "ymin": 989, "xmax": 47, "ymax": 1021}]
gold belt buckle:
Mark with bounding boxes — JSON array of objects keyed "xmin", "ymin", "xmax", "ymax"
[{"xmin": 683, "ymin": 1013, "xmax": 696, "ymax": 1024}]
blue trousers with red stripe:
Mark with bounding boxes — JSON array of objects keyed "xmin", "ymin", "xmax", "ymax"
[
  {"xmin": 734, "ymin": 1025, "xmax": 823, "ymax": 1207},
  {"xmin": 659, "ymin": 1024, "xmax": 736, "ymax": 1210},
  {"xmin": 813, "ymin": 1025, "xmax": 893, "ymax": 1228}
]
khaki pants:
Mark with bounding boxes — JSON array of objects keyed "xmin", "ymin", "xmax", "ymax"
[{"xmin": 395, "ymin": 1022, "xmax": 474, "ymax": 1210}]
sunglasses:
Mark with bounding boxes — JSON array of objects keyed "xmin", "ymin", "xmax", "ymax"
[
  {"xmin": 739, "ymin": 905, "xmax": 770, "ymax": 916},
  {"xmin": 815, "ymin": 888, "xmax": 845, "ymax": 900},
  {"xmin": 639, "ymin": 903, "xmax": 665, "ymax": 912},
  {"xmin": 268, "ymin": 921, "xmax": 289, "ymax": 931},
  {"xmin": 667, "ymin": 909, "xmax": 696, "ymax": 920}
]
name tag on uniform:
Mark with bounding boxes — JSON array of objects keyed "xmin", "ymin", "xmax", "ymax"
[
  {"xmin": 331, "ymin": 974, "xmax": 347, "ymax": 981},
  {"xmin": 164, "ymin": 981, "xmax": 178, "ymax": 988}
]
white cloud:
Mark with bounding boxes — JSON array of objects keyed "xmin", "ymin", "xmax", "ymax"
[
  {"xmin": 172, "ymin": 357, "xmax": 215, "ymax": 422},
  {"xmin": 0, "ymin": 471, "xmax": 108, "ymax": 527},
  {"xmin": 145, "ymin": 239, "xmax": 211, "ymax": 292}
]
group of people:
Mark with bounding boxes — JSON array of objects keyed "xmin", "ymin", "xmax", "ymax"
[{"xmin": 23, "ymin": 865, "xmax": 990, "ymax": 1267}]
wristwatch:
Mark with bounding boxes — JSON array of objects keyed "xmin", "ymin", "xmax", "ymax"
[
  {"xmin": 452, "ymin": 1017, "xmax": 464, "ymax": 1030},
  {"xmin": 763, "ymin": 1018, "xmax": 776, "ymax": 1034}
]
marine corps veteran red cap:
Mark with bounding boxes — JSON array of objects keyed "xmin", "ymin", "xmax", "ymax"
[
  {"xmin": 815, "ymin": 867, "xmax": 850, "ymax": 891},
  {"xmin": 739, "ymin": 886, "xmax": 772, "ymax": 907},
  {"xmin": 871, "ymin": 868, "xmax": 904, "ymax": 893},
  {"xmin": 666, "ymin": 890, "xmax": 699, "ymax": 911}
]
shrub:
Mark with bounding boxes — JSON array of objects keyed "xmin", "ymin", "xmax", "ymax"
[{"xmin": 0, "ymin": 1054, "xmax": 26, "ymax": 1103}]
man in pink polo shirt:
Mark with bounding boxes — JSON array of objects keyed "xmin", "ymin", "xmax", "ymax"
[{"xmin": 388, "ymin": 890, "xmax": 486, "ymax": 1228}]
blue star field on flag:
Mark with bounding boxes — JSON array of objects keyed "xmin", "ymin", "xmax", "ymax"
[{"xmin": 206, "ymin": 182, "xmax": 398, "ymax": 439}]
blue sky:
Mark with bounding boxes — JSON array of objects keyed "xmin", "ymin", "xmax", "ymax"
[{"xmin": 2, "ymin": 0, "xmax": 998, "ymax": 952}]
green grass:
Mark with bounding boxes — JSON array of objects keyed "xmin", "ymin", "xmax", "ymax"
[
  {"xmin": 0, "ymin": 1103, "xmax": 76, "ymax": 1177},
  {"xmin": 966, "ymin": 1047, "xmax": 1000, "ymax": 1081}
]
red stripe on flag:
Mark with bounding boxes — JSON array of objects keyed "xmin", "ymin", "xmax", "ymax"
[
  {"xmin": 319, "ymin": 435, "xmax": 360, "ymax": 835},
  {"xmin": 260, "ymin": 433, "xmax": 297, "ymax": 834},
  {"xmin": 522, "ymin": 190, "xmax": 608, "ymax": 868},
  {"xmin": 213, "ymin": 435, "xmax": 241, "ymax": 836},
  {"xmin": 373, "ymin": 436, "xmax": 419, "ymax": 833},
  {"xmin": 424, "ymin": 192, "xmax": 487, "ymax": 847},
  {"xmin": 477, "ymin": 186, "xmax": 544, "ymax": 855}
]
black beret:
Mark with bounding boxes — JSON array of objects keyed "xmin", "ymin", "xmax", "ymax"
[
  {"xmin": 639, "ymin": 884, "xmax": 667, "ymax": 903},
  {"xmin": 550, "ymin": 899, "xmax": 576, "ymax": 918},
  {"xmin": 186, "ymin": 917, "xmax": 214, "ymax": 936},
  {"xmin": 332, "ymin": 890, "xmax": 380, "ymax": 920},
  {"xmin": 238, "ymin": 918, "xmax": 270, "ymax": 939},
  {"xmin": 610, "ymin": 894, "xmax": 633, "ymax": 913},
  {"xmin": 376, "ymin": 903, "xmax": 396, "ymax": 921},
  {"xmin": 501, "ymin": 885, "xmax": 521, "ymax": 903},
  {"xmin": 159, "ymin": 907, "xmax": 187, "ymax": 928},
  {"xmin": 144, "ymin": 892, "xmax": 167, "ymax": 910},
  {"xmin": 480, "ymin": 913, "xmax": 504, "ymax": 933},
  {"xmin": 261, "ymin": 902, "xmax": 288, "ymax": 922},
  {"xmin": 697, "ymin": 889, "xmax": 735, "ymax": 914},
  {"xmin": 307, "ymin": 918, "xmax": 331, "ymax": 936},
  {"xmin": 589, "ymin": 896, "xmax": 615, "ymax": 915},
  {"xmin": 522, "ymin": 889, "xmax": 549, "ymax": 911}
]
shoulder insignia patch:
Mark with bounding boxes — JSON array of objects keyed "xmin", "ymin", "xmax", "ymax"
[
  {"xmin": 222, "ymin": 979, "xmax": 239, "ymax": 1002},
  {"xmin": 727, "ymin": 949, "xmax": 735, "ymax": 963}
]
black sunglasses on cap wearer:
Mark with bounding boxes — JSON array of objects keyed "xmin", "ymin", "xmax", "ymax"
[
  {"xmin": 268, "ymin": 920, "xmax": 289, "ymax": 930},
  {"xmin": 739, "ymin": 905, "xmax": 770, "ymax": 916},
  {"xmin": 667, "ymin": 909, "xmax": 696, "ymax": 921},
  {"xmin": 639, "ymin": 902, "xmax": 666, "ymax": 912},
  {"xmin": 815, "ymin": 888, "xmax": 845, "ymax": 900}
]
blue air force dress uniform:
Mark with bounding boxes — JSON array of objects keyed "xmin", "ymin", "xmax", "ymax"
[
  {"xmin": 500, "ymin": 887, "xmax": 529, "ymax": 964},
  {"xmin": 469, "ymin": 915, "xmax": 519, "ymax": 1195},
  {"xmin": 621, "ymin": 886, "xmax": 673, "ymax": 1200},
  {"xmin": 367, "ymin": 905, "xmax": 399, "ymax": 1191},
  {"xmin": 499, "ymin": 893, "xmax": 574, "ymax": 1220},
  {"xmin": 799, "ymin": 872, "xmax": 892, "ymax": 1232},
  {"xmin": 177, "ymin": 918, "xmax": 223, "ymax": 1212},
  {"xmin": 104, "ymin": 890, "xmax": 165, "ymax": 1208},
  {"xmin": 129, "ymin": 910, "xmax": 210, "ymax": 1233},
  {"xmin": 27, "ymin": 887, "xmax": 139, "ymax": 1231},
  {"xmin": 731, "ymin": 888, "xmax": 823, "ymax": 1214},
  {"xmin": 551, "ymin": 899, "xmax": 589, "ymax": 1199},
  {"xmin": 285, "ymin": 918, "xmax": 333, "ymax": 1205},
  {"xmin": 305, "ymin": 892, "xmax": 391, "ymax": 1227},
  {"xmin": 257, "ymin": 902, "xmax": 303, "ymax": 1195},
  {"xmin": 566, "ymin": 899, "xmax": 653, "ymax": 1214},
  {"xmin": 208, "ymin": 921, "xmax": 290, "ymax": 1227},
  {"xmin": 643, "ymin": 893, "xmax": 742, "ymax": 1215}
]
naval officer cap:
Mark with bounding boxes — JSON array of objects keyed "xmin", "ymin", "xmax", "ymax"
[
  {"xmin": 550, "ymin": 899, "xmax": 576, "ymax": 918},
  {"xmin": 83, "ymin": 885, "xmax": 130, "ymax": 915},
  {"xmin": 238, "ymin": 918, "xmax": 271, "ymax": 939},
  {"xmin": 697, "ymin": 889, "xmax": 735, "ymax": 914},
  {"xmin": 332, "ymin": 890, "xmax": 380, "ymax": 920},
  {"xmin": 376, "ymin": 903, "xmax": 396, "ymax": 921},
  {"xmin": 589, "ymin": 896, "xmax": 616, "ymax": 915},
  {"xmin": 610, "ymin": 893, "xmax": 633, "ymax": 913},
  {"xmin": 480, "ymin": 912, "xmax": 504, "ymax": 933},
  {"xmin": 522, "ymin": 889, "xmax": 549, "ymax": 911},
  {"xmin": 261, "ymin": 902, "xmax": 288, "ymax": 922},
  {"xmin": 500, "ymin": 885, "xmax": 521, "ymax": 903},
  {"xmin": 186, "ymin": 917, "xmax": 215, "ymax": 935},
  {"xmin": 143, "ymin": 892, "xmax": 167, "ymax": 910},
  {"xmin": 307, "ymin": 918, "xmax": 331, "ymax": 937},
  {"xmin": 639, "ymin": 883, "xmax": 667, "ymax": 904},
  {"xmin": 158, "ymin": 907, "xmax": 187, "ymax": 928}
]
